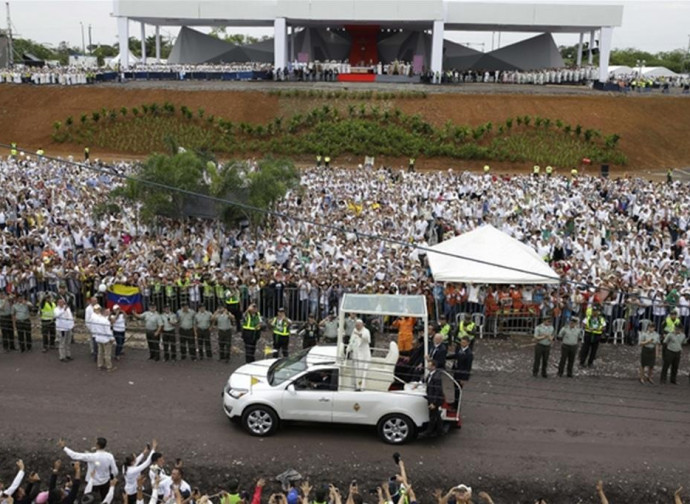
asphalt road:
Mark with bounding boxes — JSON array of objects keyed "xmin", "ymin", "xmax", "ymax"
[{"xmin": 1, "ymin": 338, "xmax": 689, "ymax": 503}]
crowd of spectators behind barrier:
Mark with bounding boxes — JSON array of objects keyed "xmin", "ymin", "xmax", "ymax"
[
  {"xmin": 4, "ymin": 62, "xmax": 689, "ymax": 91},
  {"xmin": 1, "ymin": 443, "xmax": 684, "ymax": 504},
  {"xmin": 1, "ymin": 152, "xmax": 690, "ymax": 344}
]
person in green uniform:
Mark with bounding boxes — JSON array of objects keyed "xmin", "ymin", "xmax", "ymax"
[
  {"xmin": 270, "ymin": 308, "xmax": 292, "ymax": 358},
  {"xmin": 213, "ymin": 306, "xmax": 235, "ymax": 363},
  {"xmin": 557, "ymin": 317, "xmax": 581, "ymax": 377},
  {"xmin": 39, "ymin": 293, "xmax": 57, "ymax": 352},
  {"xmin": 134, "ymin": 305, "xmax": 163, "ymax": 361},
  {"xmin": 661, "ymin": 325, "xmax": 684, "ymax": 384},
  {"xmin": 160, "ymin": 305, "xmax": 178, "ymax": 362},
  {"xmin": 0, "ymin": 291, "xmax": 14, "ymax": 351},
  {"xmin": 638, "ymin": 325, "xmax": 660, "ymax": 384},
  {"xmin": 194, "ymin": 305, "xmax": 213, "ymax": 360},
  {"xmin": 176, "ymin": 304, "xmax": 195, "ymax": 361},
  {"xmin": 533, "ymin": 318, "xmax": 554, "ymax": 378},
  {"xmin": 12, "ymin": 294, "xmax": 33, "ymax": 352}
]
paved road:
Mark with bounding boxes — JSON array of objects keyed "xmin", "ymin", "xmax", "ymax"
[{"xmin": 1, "ymin": 339, "xmax": 688, "ymax": 503}]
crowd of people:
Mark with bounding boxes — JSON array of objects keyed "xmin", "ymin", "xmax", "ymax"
[
  {"xmin": 1, "ymin": 441, "xmax": 675, "ymax": 504},
  {"xmin": 1, "ymin": 152, "xmax": 690, "ymax": 342}
]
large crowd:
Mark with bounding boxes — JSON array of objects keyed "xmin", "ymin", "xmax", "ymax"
[
  {"xmin": 1, "ymin": 441, "xmax": 679, "ymax": 504},
  {"xmin": 0, "ymin": 153, "xmax": 689, "ymax": 337}
]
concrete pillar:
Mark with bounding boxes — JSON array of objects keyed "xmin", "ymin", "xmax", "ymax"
[
  {"xmin": 274, "ymin": 17, "xmax": 287, "ymax": 71},
  {"xmin": 430, "ymin": 20, "xmax": 444, "ymax": 83},
  {"xmin": 597, "ymin": 26, "xmax": 613, "ymax": 83},
  {"xmin": 140, "ymin": 22, "xmax": 146, "ymax": 65},
  {"xmin": 155, "ymin": 25, "xmax": 161, "ymax": 62},
  {"xmin": 117, "ymin": 17, "xmax": 130, "ymax": 68},
  {"xmin": 289, "ymin": 25, "xmax": 295, "ymax": 64},
  {"xmin": 588, "ymin": 30, "xmax": 595, "ymax": 64},
  {"xmin": 576, "ymin": 32, "xmax": 584, "ymax": 67}
]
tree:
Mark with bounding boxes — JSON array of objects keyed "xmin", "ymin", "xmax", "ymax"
[
  {"xmin": 246, "ymin": 157, "xmax": 300, "ymax": 226},
  {"xmin": 208, "ymin": 27, "xmax": 267, "ymax": 45}
]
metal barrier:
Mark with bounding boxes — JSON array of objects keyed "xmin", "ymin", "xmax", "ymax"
[{"xmin": 485, "ymin": 314, "xmax": 539, "ymax": 338}]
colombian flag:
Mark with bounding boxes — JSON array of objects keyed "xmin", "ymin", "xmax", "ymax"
[{"xmin": 106, "ymin": 284, "xmax": 143, "ymax": 314}]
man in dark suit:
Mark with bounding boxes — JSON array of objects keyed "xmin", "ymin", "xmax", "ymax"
[
  {"xmin": 429, "ymin": 333, "xmax": 447, "ymax": 370},
  {"xmin": 420, "ymin": 358, "xmax": 445, "ymax": 438}
]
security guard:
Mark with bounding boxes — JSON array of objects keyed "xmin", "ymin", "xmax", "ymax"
[
  {"xmin": 270, "ymin": 308, "xmax": 292, "ymax": 358},
  {"xmin": 225, "ymin": 282, "xmax": 242, "ymax": 331},
  {"xmin": 457, "ymin": 313, "xmax": 477, "ymax": 349},
  {"xmin": 532, "ymin": 164, "xmax": 540, "ymax": 177},
  {"xmin": 12, "ymin": 294, "xmax": 33, "ymax": 352},
  {"xmin": 545, "ymin": 165, "xmax": 553, "ymax": 177},
  {"xmin": 176, "ymin": 304, "xmax": 195, "ymax": 361},
  {"xmin": 194, "ymin": 305, "xmax": 213, "ymax": 360},
  {"xmin": 202, "ymin": 279, "xmax": 215, "ymax": 310},
  {"xmin": 324, "ymin": 156, "xmax": 331, "ymax": 169},
  {"xmin": 0, "ymin": 292, "xmax": 14, "ymax": 351},
  {"xmin": 36, "ymin": 147, "xmax": 45, "ymax": 159},
  {"xmin": 533, "ymin": 318, "xmax": 554, "ymax": 378},
  {"xmin": 571, "ymin": 168, "xmax": 578, "ymax": 177},
  {"xmin": 667, "ymin": 168, "xmax": 673, "ymax": 184},
  {"xmin": 241, "ymin": 303, "xmax": 263, "ymax": 363},
  {"xmin": 580, "ymin": 306, "xmax": 606, "ymax": 367},
  {"xmin": 483, "ymin": 164, "xmax": 491, "ymax": 174},
  {"xmin": 39, "ymin": 293, "xmax": 57, "ymax": 352},
  {"xmin": 213, "ymin": 306, "xmax": 235, "ymax": 363},
  {"xmin": 161, "ymin": 305, "xmax": 178, "ymax": 362},
  {"xmin": 84, "ymin": 146, "xmax": 90, "ymax": 161},
  {"xmin": 408, "ymin": 157, "xmax": 416, "ymax": 172},
  {"xmin": 557, "ymin": 317, "xmax": 581, "ymax": 377},
  {"xmin": 10, "ymin": 142, "xmax": 17, "ymax": 158},
  {"xmin": 316, "ymin": 154, "xmax": 322, "ymax": 167}
]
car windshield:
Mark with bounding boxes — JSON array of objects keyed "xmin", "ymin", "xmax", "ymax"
[{"xmin": 268, "ymin": 348, "xmax": 311, "ymax": 386}]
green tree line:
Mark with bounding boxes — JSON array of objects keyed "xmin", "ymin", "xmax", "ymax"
[{"xmin": 559, "ymin": 44, "xmax": 690, "ymax": 73}]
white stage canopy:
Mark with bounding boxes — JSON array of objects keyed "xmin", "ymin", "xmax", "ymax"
[{"xmin": 427, "ymin": 225, "xmax": 560, "ymax": 285}]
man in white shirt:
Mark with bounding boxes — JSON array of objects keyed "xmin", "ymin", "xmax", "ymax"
[
  {"xmin": 92, "ymin": 306, "xmax": 116, "ymax": 372},
  {"xmin": 54, "ymin": 299, "xmax": 74, "ymax": 362},
  {"xmin": 346, "ymin": 319, "xmax": 371, "ymax": 390},
  {"xmin": 60, "ymin": 437, "xmax": 118, "ymax": 499}
]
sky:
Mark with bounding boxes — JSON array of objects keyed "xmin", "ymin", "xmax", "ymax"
[{"xmin": 3, "ymin": 0, "xmax": 689, "ymax": 54}]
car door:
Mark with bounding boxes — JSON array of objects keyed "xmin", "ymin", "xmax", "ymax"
[
  {"xmin": 280, "ymin": 368, "xmax": 337, "ymax": 422},
  {"xmin": 331, "ymin": 389, "xmax": 382, "ymax": 425}
]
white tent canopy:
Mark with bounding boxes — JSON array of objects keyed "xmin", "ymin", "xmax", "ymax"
[
  {"xmin": 427, "ymin": 225, "xmax": 560, "ymax": 285},
  {"xmin": 641, "ymin": 66, "xmax": 678, "ymax": 78},
  {"xmin": 608, "ymin": 65, "xmax": 633, "ymax": 76}
]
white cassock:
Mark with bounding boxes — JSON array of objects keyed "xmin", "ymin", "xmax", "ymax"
[{"xmin": 347, "ymin": 327, "xmax": 371, "ymax": 389}]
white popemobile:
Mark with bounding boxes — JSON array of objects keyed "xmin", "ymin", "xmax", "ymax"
[{"xmin": 222, "ymin": 294, "xmax": 462, "ymax": 444}]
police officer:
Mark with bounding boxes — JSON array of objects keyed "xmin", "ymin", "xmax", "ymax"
[
  {"xmin": 84, "ymin": 146, "xmax": 90, "ymax": 161},
  {"xmin": 36, "ymin": 147, "xmax": 45, "ymax": 159},
  {"xmin": 0, "ymin": 291, "xmax": 14, "ymax": 352},
  {"xmin": 316, "ymin": 154, "xmax": 322, "ymax": 168},
  {"xmin": 176, "ymin": 304, "xmax": 195, "ymax": 361},
  {"xmin": 408, "ymin": 157, "xmax": 416, "ymax": 172},
  {"xmin": 12, "ymin": 294, "xmax": 32, "ymax": 352},
  {"xmin": 161, "ymin": 305, "xmax": 178, "ymax": 362},
  {"xmin": 224, "ymin": 282, "xmax": 242, "ymax": 332},
  {"xmin": 39, "ymin": 293, "xmax": 57, "ymax": 352},
  {"xmin": 533, "ymin": 318, "xmax": 554, "ymax": 378},
  {"xmin": 241, "ymin": 303, "xmax": 263, "ymax": 363},
  {"xmin": 580, "ymin": 306, "xmax": 606, "ymax": 368},
  {"xmin": 270, "ymin": 308, "xmax": 292, "ymax": 358},
  {"xmin": 194, "ymin": 305, "xmax": 213, "ymax": 360},
  {"xmin": 532, "ymin": 165, "xmax": 541, "ymax": 177},
  {"xmin": 324, "ymin": 156, "xmax": 331, "ymax": 169},
  {"xmin": 638, "ymin": 324, "xmax": 660, "ymax": 384},
  {"xmin": 664, "ymin": 309, "xmax": 681, "ymax": 336},
  {"xmin": 661, "ymin": 325, "xmax": 684, "ymax": 384},
  {"xmin": 557, "ymin": 318, "xmax": 581, "ymax": 377},
  {"xmin": 9, "ymin": 142, "xmax": 17, "ymax": 158},
  {"xmin": 545, "ymin": 165, "xmax": 554, "ymax": 177},
  {"xmin": 133, "ymin": 305, "xmax": 163, "ymax": 361},
  {"xmin": 457, "ymin": 313, "xmax": 477, "ymax": 349},
  {"xmin": 483, "ymin": 164, "xmax": 490, "ymax": 174},
  {"xmin": 319, "ymin": 312, "xmax": 338, "ymax": 344},
  {"xmin": 213, "ymin": 306, "xmax": 235, "ymax": 363}
]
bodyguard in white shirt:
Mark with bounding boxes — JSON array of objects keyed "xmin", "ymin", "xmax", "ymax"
[
  {"xmin": 54, "ymin": 299, "xmax": 74, "ymax": 362},
  {"xmin": 60, "ymin": 437, "xmax": 118, "ymax": 499}
]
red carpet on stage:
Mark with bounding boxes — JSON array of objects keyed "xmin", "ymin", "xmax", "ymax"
[{"xmin": 337, "ymin": 73, "xmax": 377, "ymax": 82}]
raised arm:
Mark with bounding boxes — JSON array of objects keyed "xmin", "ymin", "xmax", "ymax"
[{"xmin": 2, "ymin": 460, "xmax": 25, "ymax": 497}]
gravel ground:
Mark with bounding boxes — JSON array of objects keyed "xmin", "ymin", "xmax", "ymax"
[{"xmin": 1, "ymin": 329, "xmax": 688, "ymax": 503}]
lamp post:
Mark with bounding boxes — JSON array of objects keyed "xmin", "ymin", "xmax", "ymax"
[{"xmin": 80, "ymin": 21, "xmax": 85, "ymax": 55}]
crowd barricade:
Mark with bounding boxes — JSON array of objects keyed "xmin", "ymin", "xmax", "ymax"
[{"xmin": 485, "ymin": 312, "xmax": 539, "ymax": 338}]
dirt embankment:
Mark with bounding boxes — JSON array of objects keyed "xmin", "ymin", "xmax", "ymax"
[{"xmin": 1, "ymin": 84, "xmax": 689, "ymax": 171}]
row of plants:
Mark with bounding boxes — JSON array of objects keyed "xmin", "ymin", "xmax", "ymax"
[
  {"xmin": 52, "ymin": 101, "xmax": 626, "ymax": 166},
  {"xmin": 267, "ymin": 88, "xmax": 427, "ymax": 100}
]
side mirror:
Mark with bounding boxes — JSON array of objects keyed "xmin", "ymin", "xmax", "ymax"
[{"xmin": 287, "ymin": 384, "xmax": 296, "ymax": 394}]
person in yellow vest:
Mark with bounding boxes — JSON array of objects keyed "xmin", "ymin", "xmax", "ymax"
[
  {"xmin": 241, "ymin": 303, "xmax": 263, "ymax": 363},
  {"xmin": 483, "ymin": 164, "xmax": 490, "ymax": 174},
  {"xmin": 36, "ymin": 148, "xmax": 45, "ymax": 159},
  {"xmin": 457, "ymin": 313, "xmax": 478, "ymax": 349},
  {"xmin": 666, "ymin": 168, "xmax": 673, "ymax": 185},
  {"xmin": 664, "ymin": 310, "xmax": 681, "ymax": 335},
  {"xmin": 408, "ymin": 157, "xmax": 416, "ymax": 172},
  {"xmin": 202, "ymin": 279, "xmax": 215, "ymax": 310},
  {"xmin": 316, "ymin": 154, "xmax": 322, "ymax": 167},
  {"xmin": 324, "ymin": 156, "xmax": 331, "ymax": 168},
  {"xmin": 571, "ymin": 168, "xmax": 578, "ymax": 177},
  {"xmin": 39, "ymin": 293, "xmax": 57, "ymax": 352},
  {"xmin": 84, "ymin": 146, "xmax": 90, "ymax": 161},
  {"xmin": 532, "ymin": 165, "xmax": 540, "ymax": 177},
  {"xmin": 225, "ymin": 282, "xmax": 242, "ymax": 331},
  {"xmin": 270, "ymin": 307, "xmax": 292, "ymax": 358},
  {"xmin": 545, "ymin": 165, "xmax": 553, "ymax": 177},
  {"xmin": 579, "ymin": 305, "xmax": 606, "ymax": 368},
  {"xmin": 10, "ymin": 142, "xmax": 17, "ymax": 158}
]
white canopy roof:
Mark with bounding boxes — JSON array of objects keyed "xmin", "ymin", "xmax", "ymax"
[
  {"xmin": 427, "ymin": 225, "xmax": 560, "ymax": 285},
  {"xmin": 641, "ymin": 66, "xmax": 678, "ymax": 77},
  {"xmin": 608, "ymin": 65, "xmax": 633, "ymax": 76}
]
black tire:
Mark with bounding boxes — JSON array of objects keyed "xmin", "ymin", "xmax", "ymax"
[
  {"xmin": 377, "ymin": 414, "xmax": 416, "ymax": 444},
  {"xmin": 241, "ymin": 405, "xmax": 279, "ymax": 437}
]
